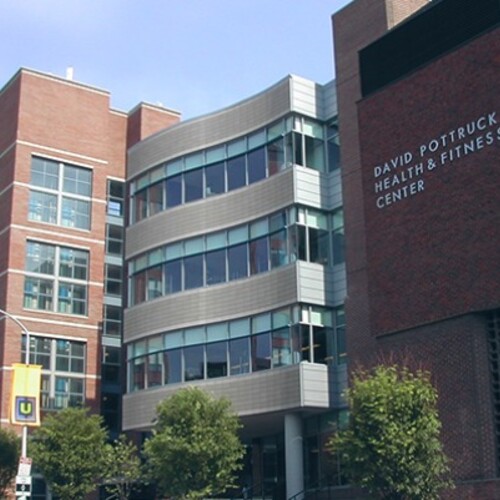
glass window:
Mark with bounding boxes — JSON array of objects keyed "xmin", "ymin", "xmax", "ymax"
[
  {"xmin": 134, "ymin": 189, "xmax": 148, "ymax": 222},
  {"xmin": 22, "ymin": 336, "xmax": 86, "ymax": 411},
  {"xmin": 270, "ymin": 229, "xmax": 288, "ymax": 269},
  {"xmin": 107, "ymin": 180, "xmax": 125, "ymax": 216},
  {"xmin": 28, "ymin": 191, "xmax": 57, "ymax": 224},
  {"xmin": 205, "ymin": 162, "xmax": 225, "ymax": 196},
  {"xmin": 332, "ymin": 210, "xmax": 345, "ymax": 265},
  {"xmin": 250, "ymin": 236, "xmax": 269, "ymax": 275},
  {"xmin": 164, "ymin": 349, "xmax": 182, "ymax": 384},
  {"xmin": 61, "ymin": 197, "xmax": 90, "ymax": 230},
  {"xmin": 23, "ymin": 277, "xmax": 53, "ymax": 311},
  {"xmin": 309, "ymin": 227, "xmax": 330, "ymax": 265},
  {"xmin": 184, "ymin": 345, "xmax": 204, "ymax": 381},
  {"xmin": 59, "ymin": 247, "xmax": 89, "ymax": 280},
  {"xmin": 148, "ymin": 183, "xmax": 164, "ymax": 216},
  {"xmin": 289, "ymin": 225, "xmax": 307, "ymax": 262},
  {"xmin": 106, "ymin": 224, "xmax": 124, "ymax": 256},
  {"xmin": 165, "ymin": 259, "xmax": 182, "ymax": 294},
  {"xmin": 31, "ymin": 157, "xmax": 58, "ymax": 189},
  {"xmin": 228, "ymin": 243, "xmax": 248, "ymax": 281},
  {"xmin": 131, "ymin": 357, "xmax": 146, "ymax": 391},
  {"xmin": 166, "ymin": 174, "xmax": 182, "ymax": 208},
  {"xmin": 24, "ymin": 243, "xmax": 89, "ymax": 315},
  {"xmin": 335, "ymin": 308, "xmax": 346, "ymax": 364},
  {"xmin": 58, "ymin": 283, "xmax": 87, "ymax": 315},
  {"xmin": 26, "ymin": 241, "xmax": 55, "ymax": 275},
  {"xmin": 206, "ymin": 341, "xmax": 228, "ymax": 379},
  {"xmin": 305, "ymin": 136, "xmax": 325, "ymax": 171},
  {"xmin": 313, "ymin": 326, "xmax": 333, "ymax": 364},
  {"xmin": 147, "ymin": 265, "xmax": 163, "ymax": 300},
  {"xmin": 229, "ymin": 337, "xmax": 250, "ymax": 375},
  {"xmin": 147, "ymin": 353, "xmax": 163, "ymax": 387},
  {"xmin": 184, "ymin": 169, "xmax": 203, "ymax": 203},
  {"xmin": 272, "ymin": 327, "xmax": 291, "ymax": 367},
  {"xmin": 30, "ymin": 157, "xmax": 92, "ymax": 230},
  {"xmin": 132, "ymin": 269, "xmax": 146, "ymax": 305},
  {"xmin": 184, "ymin": 254, "xmax": 204, "ymax": 290},
  {"xmin": 105, "ymin": 264, "xmax": 122, "ymax": 297},
  {"xmin": 23, "ymin": 336, "xmax": 51, "ymax": 369},
  {"xmin": 267, "ymin": 138, "xmax": 285, "ymax": 175},
  {"xmin": 252, "ymin": 332, "xmax": 271, "ymax": 371},
  {"xmin": 327, "ymin": 121, "xmax": 341, "ymax": 171},
  {"xmin": 206, "ymin": 249, "xmax": 226, "ymax": 286},
  {"xmin": 247, "ymin": 147, "xmax": 266, "ymax": 184},
  {"xmin": 103, "ymin": 305, "xmax": 122, "ymax": 337},
  {"xmin": 63, "ymin": 165, "xmax": 92, "ymax": 196},
  {"xmin": 227, "ymin": 155, "xmax": 246, "ymax": 191}
]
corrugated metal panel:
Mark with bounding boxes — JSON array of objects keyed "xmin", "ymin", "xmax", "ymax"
[
  {"xmin": 124, "ymin": 264, "xmax": 299, "ymax": 341},
  {"xmin": 128, "ymin": 77, "xmax": 293, "ymax": 179},
  {"xmin": 122, "ymin": 362, "xmax": 329, "ymax": 431}
]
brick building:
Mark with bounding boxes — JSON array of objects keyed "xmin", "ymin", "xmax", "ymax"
[
  {"xmin": 333, "ymin": 0, "xmax": 500, "ymax": 497},
  {"xmin": 0, "ymin": 68, "xmax": 178, "ymax": 497}
]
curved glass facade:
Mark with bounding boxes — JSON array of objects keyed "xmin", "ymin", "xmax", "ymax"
[
  {"xmin": 127, "ymin": 305, "xmax": 345, "ymax": 392},
  {"xmin": 129, "ymin": 114, "xmax": 340, "ymax": 225},
  {"xmin": 128, "ymin": 206, "xmax": 344, "ymax": 306}
]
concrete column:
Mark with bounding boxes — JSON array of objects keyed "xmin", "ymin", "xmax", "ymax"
[{"xmin": 285, "ymin": 413, "xmax": 304, "ymax": 499}]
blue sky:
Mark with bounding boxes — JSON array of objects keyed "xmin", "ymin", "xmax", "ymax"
[{"xmin": 0, "ymin": 0, "xmax": 350, "ymax": 119}]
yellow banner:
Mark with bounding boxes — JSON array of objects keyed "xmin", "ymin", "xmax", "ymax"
[{"xmin": 10, "ymin": 363, "xmax": 42, "ymax": 427}]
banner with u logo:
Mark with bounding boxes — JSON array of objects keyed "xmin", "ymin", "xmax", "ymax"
[{"xmin": 10, "ymin": 363, "xmax": 42, "ymax": 426}]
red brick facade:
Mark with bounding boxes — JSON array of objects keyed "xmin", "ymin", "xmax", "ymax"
[
  {"xmin": 0, "ymin": 69, "xmax": 179, "ymax": 433},
  {"xmin": 334, "ymin": 0, "xmax": 500, "ymax": 497}
]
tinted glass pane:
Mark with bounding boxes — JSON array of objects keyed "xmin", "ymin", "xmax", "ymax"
[
  {"xmin": 205, "ymin": 162, "xmax": 225, "ymax": 196},
  {"xmin": 147, "ymin": 265, "xmax": 163, "ymax": 300},
  {"xmin": 332, "ymin": 229, "xmax": 345, "ymax": 265},
  {"xmin": 247, "ymin": 147, "xmax": 266, "ymax": 184},
  {"xmin": 250, "ymin": 237, "xmax": 269, "ymax": 275},
  {"xmin": 252, "ymin": 332, "xmax": 271, "ymax": 371},
  {"xmin": 184, "ymin": 169, "xmax": 203, "ymax": 202},
  {"xmin": 134, "ymin": 190, "xmax": 147, "ymax": 222},
  {"xmin": 305, "ymin": 136, "xmax": 325, "ymax": 171},
  {"xmin": 164, "ymin": 349, "xmax": 182, "ymax": 384},
  {"xmin": 270, "ymin": 229, "xmax": 288, "ymax": 268},
  {"xmin": 227, "ymin": 155, "xmax": 246, "ymax": 191},
  {"xmin": 228, "ymin": 243, "xmax": 248, "ymax": 281},
  {"xmin": 184, "ymin": 254, "xmax": 203, "ymax": 290},
  {"xmin": 267, "ymin": 138, "xmax": 285, "ymax": 175},
  {"xmin": 132, "ymin": 270, "xmax": 146, "ymax": 305},
  {"xmin": 309, "ymin": 227, "xmax": 330, "ymax": 265},
  {"xmin": 184, "ymin": 345, "xmax": 204, "ymax": 381},
  {"xmin": 165, "ymin": 260, "xmax": 182, "ymax": 294},
  {"xmin": 272, "ymin": 327, "xmax": 291, "ymax": 367},
  {"xmin": 166, "ymin": 175, "xmax": 182, "ymax": 208},
  {"xmin": 147, "ymin": 353, "xmax": 163, "ymax": 387},
  {"xmin": 206, "ymin": 341, "xmax": 228, "ymax": 378},
  {"xmin": 149, "ymin": 183, "xmax": 163, "ymax": 216},
  {"xmin": 206, "ymin": 249, "xmax": 226, "ymax": 286},
  {"xmin": 313, "ymin": 326, "xmax": 332, "ymax": 364},
  {"xmin": 229, "ymin": 337, "xmax": 250, "ymax": 375}
]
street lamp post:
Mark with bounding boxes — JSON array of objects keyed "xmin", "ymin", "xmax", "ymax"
[{"xmin": 0, "ymin": 308, "xmax": 31, "ymax": 466}]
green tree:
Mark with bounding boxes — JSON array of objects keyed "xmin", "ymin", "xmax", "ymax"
[
  {"xmin": 143, "ymin": 387, "xmax": 245, "ymax": 499},
  {"xmin": 0, "ymin": 427, "xmax": 20, "ymax": 497},
  {"xmin": 103, "ymin": 434, "xmax": 143, "ymax": 500},
  {"xmin": 329, "ymin": 365, "xmax": 453, "ymax": 500},
  {"xmin": 31, "ymin": 407, "xmax": 108, "ymax": 500}
]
